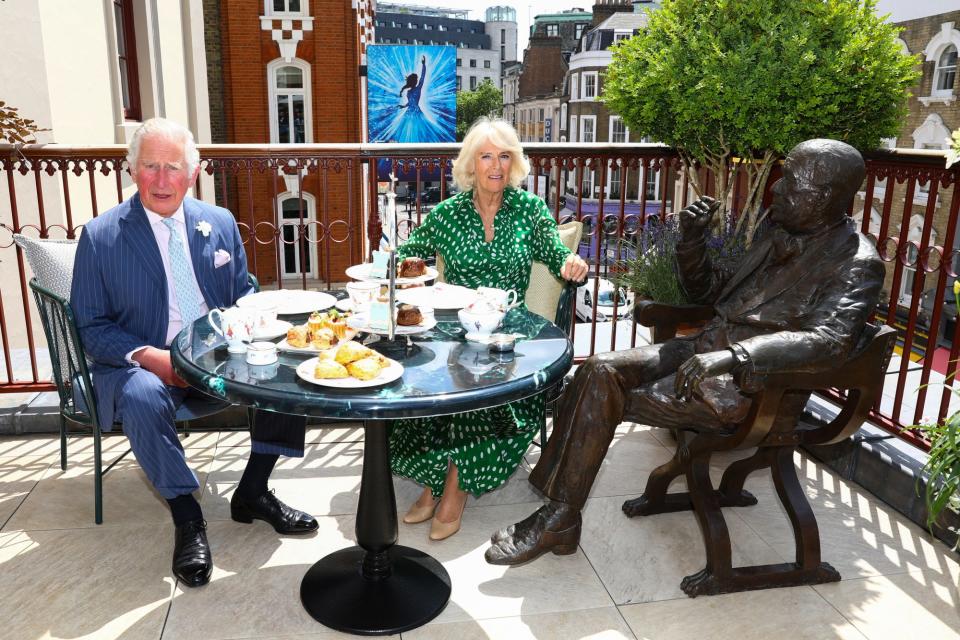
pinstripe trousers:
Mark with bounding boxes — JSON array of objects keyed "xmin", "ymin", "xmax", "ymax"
[{"xmin": 114, "ymin": 368, "xmax": 305, "ymax": 499}]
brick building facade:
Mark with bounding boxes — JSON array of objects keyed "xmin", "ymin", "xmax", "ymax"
[
  {"xmin": 856, "ymin": 11, "xmax": 959, "ymax": 317},
  {"xmin": 204, "ymin": 0, "xmax": 371, "ymax": 285}
]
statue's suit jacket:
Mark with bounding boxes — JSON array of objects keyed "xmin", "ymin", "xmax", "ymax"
[
  {"xmin": 623, "ymin": 218, "xmax": 887, "ymax": 429},
  {"xmin": 678, "ymin": 218, "xmax": 885, "ymax": 375},
  {"xmin": 71, "ymin": 193, "xmax": 252, "ymax": 429}
]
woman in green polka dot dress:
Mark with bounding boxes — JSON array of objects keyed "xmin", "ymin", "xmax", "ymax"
[{"xmin": 391, "ymin": 118, "xmax": 589, "ymax": 541}]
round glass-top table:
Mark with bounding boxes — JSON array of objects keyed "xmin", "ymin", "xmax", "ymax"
[{"xmin": 172, "ymin": 305, "xmax": 573, "ymax": 635}]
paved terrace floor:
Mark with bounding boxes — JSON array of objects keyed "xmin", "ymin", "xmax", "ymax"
[{"xmin": 0, "ymin": 419, "xmax": 958, "ymax": 640}]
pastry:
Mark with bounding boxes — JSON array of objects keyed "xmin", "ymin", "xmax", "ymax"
[
  {"xmin": 307, "ymin": 311, "xmax": 324, "ymax": 342},
  {"xmin": 335, "ymin": 341, "xmax": 375, "ymax": 365},
  {"xmin": 321, "ymin": 309, "xmax": 351, "ymax": 340},
  {"xmin": 346, "ymin": 356, "xmax": 383, "ymax": 381},
  {"xmin": 311, "ymin": 327, "xmax": 335, "ymax": 350},
  {"xmin": 399, "ymin": 256, "xmax": 427, "ymax": 278},
  {"xmin": 314, "ymin": 359, "xmax": 349, "ymax": 379},
  {"xmin": 286, "ymin": 325, "xmax": 309, "ymax": 348},
  {"xmin": 396, "ymin": 303, "xmax": 423, "ymax": 326}
]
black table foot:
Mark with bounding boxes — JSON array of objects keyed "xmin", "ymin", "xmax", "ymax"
[{"xmin": 301, "ymin": 545, "xmax": 451, "ymax": 635}]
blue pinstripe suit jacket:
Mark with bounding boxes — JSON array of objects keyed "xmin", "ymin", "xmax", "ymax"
[{"xmin": 71, "ymin": 193, "xmax": 252, "ymax": 429}]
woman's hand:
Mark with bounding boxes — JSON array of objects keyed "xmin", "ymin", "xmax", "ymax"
[{"xmin": 560, "ymin": 253, "xmax": 589, "ymax": 282}]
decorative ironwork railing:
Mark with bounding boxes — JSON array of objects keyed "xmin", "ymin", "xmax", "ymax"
[{"xmin": 1, "ymin": 142, "xmax": 956, "ymax": 450}]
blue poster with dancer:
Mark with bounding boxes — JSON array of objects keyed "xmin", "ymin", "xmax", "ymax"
[{"xmin": 367, "ymin": 45, "xmax": 456, "ymax": 145}]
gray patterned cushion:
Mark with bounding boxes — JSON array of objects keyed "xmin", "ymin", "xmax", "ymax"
[{"xmin": 13, "ymin": 234, "xmax": 79, "ymax": 300}]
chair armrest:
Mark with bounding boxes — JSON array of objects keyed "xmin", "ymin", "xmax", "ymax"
[
  {"xmin": 633, "ymin": 300, "xmax": 714, "ymax": 344},
  {"xmin": 554, "ymin": 279, "xmax": 581, "ymax": 335}
]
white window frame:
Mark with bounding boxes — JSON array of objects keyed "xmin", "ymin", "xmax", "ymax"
[
  {"xmin": 613, "ymin": 32, "xmax": 631, "ymax": 44},
  {"xmin": 580, "ymin": 115, "xmax": 596, "ymax": 143},
  {"xmin": 546, "ymin": 24, "xmax": 559, "ymax": 37},
  {"xmin": 570, "ymin": 115, "xmax": 578, "ymax": 143},
  {"xmin": 921, "ymin": 22, "xmax": 960, "ymax": 105},
  {"xmin": 934, "ymin": 44, "xmax": 958, "ymax": 95},
  {"xmin": 560, "ymin": 103, "xmax": 567, "ymax": 131},
  {"xmin": 277, "ymin": 192, "xmax": 318, "ymax": 280},
  {"xmin": 570, "ymin": 73, "xmax": 579, "ymax": 101},
  {"xmin": 264, "ymin": 0, "xmax": 307, "ymax": 17},
  {"xmin": 608, "ymin": 115, "xmax": 628, "ymax": 143},
  {"xmin": 897, "ymin": 215, "xmax": 937, "ymax": 306},
  {"xmin": 267, "ymin": 58, "xmax": 313, "ymax": 144},
  {"xmin": 582, "ymin": 72, "xmax": 598, "ymax": 100}
]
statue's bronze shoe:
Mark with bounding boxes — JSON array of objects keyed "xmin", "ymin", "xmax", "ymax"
[{"xmin": 484, "ymin": 505, "xmax": 581, "ymax": 566}]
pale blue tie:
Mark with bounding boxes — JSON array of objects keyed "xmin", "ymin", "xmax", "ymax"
[{"xmin": 161, "ymin": 218, "xmax": 202, "ymax": 324}]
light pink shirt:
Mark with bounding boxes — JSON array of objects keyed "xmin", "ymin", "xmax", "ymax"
[{"xmin": 126, "ymin": 205, "xmax": 209, "ymax": 362}]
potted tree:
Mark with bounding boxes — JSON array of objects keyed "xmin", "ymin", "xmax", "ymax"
[{"xmin": 602, "ymin": 0, "xmax": 919, "ymax": 248}]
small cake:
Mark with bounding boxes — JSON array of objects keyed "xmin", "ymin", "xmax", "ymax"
[
  {"xmin": 286, "ymin": 325, "xmax": 309, "ymax": 348},
  {"xmin": 311, "ymin": 327, "xmax": 336, "ymax": 350},
  {"xmin": 307, "ymin": 311, "xmax": 324, "ymax": 341},
  {"xmin": 396, "ymin": 303, "xmax": 423, "ymax": 326},
  {"xmin": 346, "ymin": 356, "xmax": 383, "ymax": 381},
  {"xmin": 321, "ymin": 309, "xmax": 351, "ymax": 341},
  {"xmin": 314, "ymin": 359, "xmax": 349, "ymax": 379},
  {"xmin": 399, "ymin": 256, "xmax": 427, "ymax": 278}
]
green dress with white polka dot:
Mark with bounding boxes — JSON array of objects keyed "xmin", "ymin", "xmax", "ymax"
[{"xmin": 391, "ymin": 186, "xmax": 572, "ymax": 497}]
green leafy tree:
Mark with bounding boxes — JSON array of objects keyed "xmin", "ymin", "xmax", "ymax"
[
  {"xmin": 456, "ymin": 79, "xmax": 503, "ymax": 141},
  {"xmin": 602, "ymin": 0, "xmax": 919, "ymax": 245}
]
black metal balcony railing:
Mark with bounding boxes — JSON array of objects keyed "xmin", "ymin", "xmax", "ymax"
[{"xmin": 2, "ymin": 142, "xmax": 958, "ymax": 451}]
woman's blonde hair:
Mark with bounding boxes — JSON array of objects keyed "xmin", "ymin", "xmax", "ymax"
[{"xmin": 452, "ymin": 117, "xmax": 530, "ymax": 191}]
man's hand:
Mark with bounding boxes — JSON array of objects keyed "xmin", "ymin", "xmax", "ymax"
[
  {"xmin": 560, "ymin": 253, "xmax": 589, "ymax": 282},
  {"xmin": 133, "ymin": 346, "xmax": 189, "ymax": 388},
  {"xmin": 675, "ymin": 350, "xmax": 736, "ymax": 401},
  {"xmin": 678, "ymin": 196, "xmax": 720, "ymax": 235}
]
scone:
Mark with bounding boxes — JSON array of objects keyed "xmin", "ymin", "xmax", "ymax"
[
  {"xmin": 314, "ymin": 359, "xmax": 349, "ymax": 379},
  {"xmin": 346, "ymin": 356, "xmax": 383, "ymax": 381},
  {"xmin": 286, "ymin": 325, "xmax": 309, "ymax": 348},
  {"xmin": 335, "ymin": 341, "xmax": 375, "ymax": 365}
]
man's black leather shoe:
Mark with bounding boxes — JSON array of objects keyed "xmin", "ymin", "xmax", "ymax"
[
  {"xmin": 230, "ymin": 489, "xmax": 318, "ymax": 534},
  {"xmin": 173, "ymin": 519, "xmax": 212, "ymax": 587}
]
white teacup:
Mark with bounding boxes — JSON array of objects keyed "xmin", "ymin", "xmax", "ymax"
[
  {"xmin": 477, "ymin": 286, "xmax": 518, "ymax": 311},
  {"xmin": 247, "ymin": 303, "xmax": 277, "ymax": 330},
  {"xmin": 208, "ymin": 307, "xmax": 255, "ymax": 353},
  {"xmin": 346, "ymin": 280, "xmax": 380, "ymax": 313},
  {"xmin": 458, "ymin": 304, "xmax": 506, "ymax": 340},
  {"xmin": 245, "ymin": 341, "xmax": 278, "ymax": 365}
]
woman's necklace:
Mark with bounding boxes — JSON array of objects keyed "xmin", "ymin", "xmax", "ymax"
[{"xmin": 473, "ymin": 192, "xmax": 499, "ymax": 236}]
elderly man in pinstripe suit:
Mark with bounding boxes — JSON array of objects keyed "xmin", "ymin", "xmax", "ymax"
[{"xmin": 71, "ymin": 118, "xmax": 317, "ymax": 588}]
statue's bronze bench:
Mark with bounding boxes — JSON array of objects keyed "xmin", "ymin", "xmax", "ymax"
[{"xmin": 631, "ymin": 300, "xmax": 896, "ymax": 597}]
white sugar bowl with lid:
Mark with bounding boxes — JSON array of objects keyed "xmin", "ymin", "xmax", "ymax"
[{"xmin": 245, "ymin": 341, "xmax": 278, "ymax": 365}]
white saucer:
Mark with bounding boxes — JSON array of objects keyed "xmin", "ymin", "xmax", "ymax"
[
  {"xmin": 335, "ymin": 299, "xmax": 353, "ymax": 312},
  {"xmin": 464, "ymin": 332, "xmax": 494, "ymax": 343},
  {"xmin": 252, "ymin": 319, "xmax": 292, "ymax": 341}
]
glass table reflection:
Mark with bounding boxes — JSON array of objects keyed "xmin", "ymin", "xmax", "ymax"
[{"xmin": 171, "ymin": 305, "xmax": 573, "ymax": 636}]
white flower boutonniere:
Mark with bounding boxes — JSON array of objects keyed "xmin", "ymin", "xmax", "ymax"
[{"xmin": 196, "ymin": 220, "xmax": 212, "ymax": 237}]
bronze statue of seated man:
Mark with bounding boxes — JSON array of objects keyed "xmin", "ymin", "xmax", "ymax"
[{"xmin": 485, "ymin": 138, "xmax": 885, "ymax": 566}]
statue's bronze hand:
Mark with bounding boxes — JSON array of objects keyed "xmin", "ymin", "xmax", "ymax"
[
  {"xmin": 675, "ymin": 350, "xmax": 736, "ymax": 401},
  {"xmin": 678, "ymin": 196, "xmax": 720, "ymax": 235}
]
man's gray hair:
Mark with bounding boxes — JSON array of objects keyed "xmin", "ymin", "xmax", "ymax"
[{"xmin": 126, "ymin": 118, "xmax": 200, "ymax": 175}]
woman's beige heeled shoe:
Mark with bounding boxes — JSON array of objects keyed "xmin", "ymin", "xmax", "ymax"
[
  {"xmin": 403, "ymin": 499, "xmax": 437, "ymax": 524},
  {"xmin": 429, "ymin": 497, "xmax": 466, "ymax": 541}
]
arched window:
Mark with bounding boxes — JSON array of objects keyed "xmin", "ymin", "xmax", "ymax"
[
  {"xmin": 278, "ymin": 193, "xmax": 318, "ymax": 279},
  {"xmin": 936, "ymin": 44, "xmax": 958, "ymax": 92},
  {"xmin": 268, "ymin": 59, "xmax": 312, "ymax": 144}
]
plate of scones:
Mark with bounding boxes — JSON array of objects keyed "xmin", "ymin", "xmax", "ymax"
[
  {"xmin": 296, "ymin": 341, "xmax": 404, "ymax": 388},
  {"xmin": 278, "ymin": 309, "xmax": 359, "ymax": 353}
]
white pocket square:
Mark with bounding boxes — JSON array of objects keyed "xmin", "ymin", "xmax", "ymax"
[{"xmin": 214, "ymin": 249, "xmax": 231, "ymax": 268}]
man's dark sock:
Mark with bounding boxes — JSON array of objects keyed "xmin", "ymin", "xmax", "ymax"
[
  {"xmin": 236, "ymin": 452, "xmax": 279, "ymax": 499},
  {"xmin": 167, "ymin": 493, "xmax": 203, "ymax": 526}
]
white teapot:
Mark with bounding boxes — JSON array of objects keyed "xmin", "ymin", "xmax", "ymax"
[{"xmin": 458, "ymin": 298, "xmax": 506, "ymax": 340}]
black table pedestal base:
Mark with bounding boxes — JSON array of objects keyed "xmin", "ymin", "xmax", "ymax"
[{"xmin": 300, "ymin": 545, "xmax": 451, "ymax": 635}]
